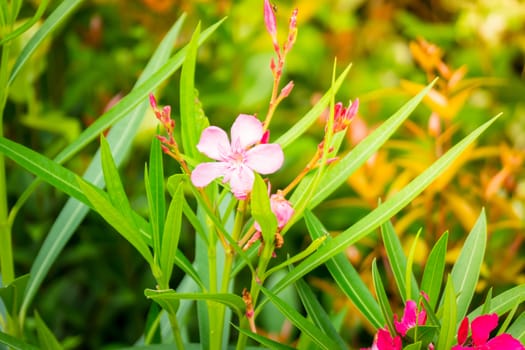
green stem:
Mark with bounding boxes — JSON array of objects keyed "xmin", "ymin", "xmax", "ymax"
[
  {"xmin": 167, "ymin": 309, "xmax": 185, "ymax": 349},
  {"xmin": 0, "ymin": 31, "xmax": 14, "ymax": 288}
]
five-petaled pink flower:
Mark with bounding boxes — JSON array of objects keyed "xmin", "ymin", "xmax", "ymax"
[
  {"xmin": 394, "ymin": 299, "xmax": 427, "ymax": 337},
  {"xmin": 361, "ymin": 327, "xmax": 402, "ymax": 350},
  {"xmin": 452, "ymin": 313, "xmax": 524, "ymax": 350},
  {"xmin": 191, "ymin": 114, "xmax": 284, "ymax": 199}
]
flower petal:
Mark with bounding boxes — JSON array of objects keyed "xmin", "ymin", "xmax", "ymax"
[
  {"xmin": 228, "ymin": 165, "xmax": 255, "ymax": 199},
  {"xmin": 457, "ymin": 317, "xmax": 470, "ymax": 346},
  {"xmin": 472, "ymin": 313, "xmax": 498, "ymax": 346},
  {"xmin": 230, "ymin": 114, "xmax": 264, "ymax": 150},
  {"xmin": 197, "ymin": 126, "xmax": 231, "ymax": 161},
  {"xmin": 245, "ymin": 144, "xmax": 284, "ymax": 174},
  {"xmin": 394, "ymin": 300, "xmax": 417, "ymax": 336},
  {"xmin": 191, "ymin": 162, "xmax": 229, "ymax": 187},
  {"xmin": 486, "ymin": 334, "xmax": 525, "ymax": 350}
]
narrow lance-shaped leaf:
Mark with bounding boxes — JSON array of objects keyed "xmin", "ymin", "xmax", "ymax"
[
  {"xmin": 256, "ymin": 115, "xmax": 499, "ymax": 314},
  {"xmin": 420, "ymin": 232, "xmax": 448, "ymax": 311},
  {"xmin": 381, "ymin": 220, "xmax": 419, "ymax": 301},
  {"xmin": 294, "ymin": 278, "xmax": 347, "ymax": 349},
  {"xmin": 160, "ymin": 184, "xmax": 184, "ymax": 288},
  {"xmin": 146, "ymin": 137, "xmax": 166, "ymax": 262},
  {"xmin": 233, "ymin": 326, "xmax": 296, "ymax": 350},
  {"xmin": 251, "ymin": 173, "xmax": 277, "ymax": 245},
  {"xmin": 372, "ymin": 259, "xmax": 396, "ymax": 335},
  {"xmin": 100, "ymin": 136, "xmax": 136, "ymax": 224},
  {"xmin": 304, "ymin": 210, "xmax": 384, "ymax": 329},
  {"xmin": 34, "ymin": 311, "xmax": 62, "ymax": 350},
  {"xmin": 468, "ymin": 284, "xmax": 525, "ymax": 319},
  {"xmin": 260, "ymin": 286, "xmax": 340, "ymax": 350},
  {"xmin": 179, "ymin": 22, "xmax": 201, "ymax": 158},
  {"xmin": 450, "ymin": 209, "xmax": 487, "ymax": 321},
  {"xmin": 436, "ymin": 276, "xmax": 457, "ymax": 350}
]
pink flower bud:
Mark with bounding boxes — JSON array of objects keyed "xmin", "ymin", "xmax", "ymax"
[
  {"xmin": 280, "ymin": 81, "xmax": 294, "ymax": 98},
  {"xmin": 263, "ymin": 0, "xmax": 277, "ymax": 39},
  {"xmin": 149, "ymin": 93, "xmax": 158, "ymax": 110}
]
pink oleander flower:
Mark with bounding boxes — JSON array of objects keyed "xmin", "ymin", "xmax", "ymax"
[
  {"xmin": 361, "ymin": 327, "xmax": 402, "ymax": 350},
  {"xmin": 191, "ymin": 114, "xmax": 284, "ymax": 199},
  {"xmin": 394, "ymin": 299, "xmax": 427, "ymax": 337},
  {"xmin": 254, "ymin": 191, "xmax": 294, "ymax": 232},
  {"xmin": 452, "ymin": 313, "xmax": 525, "ymax": 350}
]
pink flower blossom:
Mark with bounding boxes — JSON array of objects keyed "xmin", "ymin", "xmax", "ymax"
[
  {"xmin": 394, "ymin": 299, "xmax": 427, "ymax": 337},
  {"xmin": 452, "ymin": 314, "xmax": 525, "ymax": 350},
  {"xmin": 254, "ymin": 191, "xmax": 294, "ymax": 232},
  {"xmin": 191, "ymin": 114, "xmax": 284, "ymax": 199},
  {"xmin": 361, "ymin": 328, "xmax": 402, "ymax": 350}
]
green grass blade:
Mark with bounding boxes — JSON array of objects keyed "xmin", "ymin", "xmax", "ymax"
[
  {"xmin": 0, "ymin": 330, "xmax": 39, "ymax": 350},
  {"xmin": 468, "ymin": 284, "xmax": 525, "ymax": 318},
  {"xmin": 420, "ymin": 232, "xmax": 448, "ymax": 310},
  {"xmin": 450, "ymin": 209, "xmax": 487, "ymax": 321},
  {"xmin": 295, "ymin": 278, "xmax": 347, "ymax": 349},
  {"xmin": 276, "ymin": 63, "xmax": 352, "ymax": 149},
  {"xmin": 17, "ymin": 14, "xmax": 186, "ymax": 319},
  {"xmin": 260, "ymin": 286, "xmax": 340, "ymax": 350},
  {"xmin": 436, "ymin": 276, "xmax": 457, "ymax": 350},
  {"xmin": 8, "ymin": 0, "xmax": 83, "ymax": 84},
  {"xmin": 304, "ymin": 210, "xmax": 384, "ymax": 329},
  {"xmin": 160, "ymin": 185, "xmax": 184, "ymax": 287},
  {"xmin": 372, "ymin": 259, "xmax": 396, "ymax": 335},
  {"xmin": 145, "ymin": 289, "xmax": 245, "ymax": 319},
  {"xmin": 381, "ymin": 220, "xmax": 419, "ymax": 301},
  {"xmin": 256, "ymin": 115, "xmax": 499, "ymax": 313}
]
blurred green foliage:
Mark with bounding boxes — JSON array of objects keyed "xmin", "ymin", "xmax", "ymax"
[{"xmin": 5, "ymin": 0, "xmax": 525, "ymax": 348}]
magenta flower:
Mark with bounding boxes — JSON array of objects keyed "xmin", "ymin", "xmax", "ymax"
[
  {"xmin": 452, "ymin": 313, "xmax": 525, "ymax": 350},
  {"xmin": 394, "ymin": 299, "xmax": 427, "ymax": 337},
  {"xmin": 191, "ymin": 114, "xmax": 284, "ymax": 199},
  {"xmin": 361, "ymin": 327, "xmax": 402, "ymax": 350}
]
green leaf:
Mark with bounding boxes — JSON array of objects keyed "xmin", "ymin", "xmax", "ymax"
[
  {"xmin": 8, "ymin": 0, "xmax": 83, "ymax": 84},
  {"xmin": 146, "ymin": 137, "xmax": 166, "ymax": 262},
  {"xmin": 450, "ymin": 209, "xmax": 487, "ymax": 321},
  {"xmin": 179, "ymin": 23, "xmax": 201, "ymax": 158},
  {"xmin": 420, "ymin": 232, "xmax": 448, "ymax": 311},
  {"xmin": 0, "ymin": 330, "xmax": 39, "ymax": 350},
  {"xmin": 0, "ymin": 274, "xmax": 29, "ymax": 317},
  {"xmin": 234, "ymin": 326, "xmax": 296, "ymax": 350},
  {"xmin": 100, "ymin": 135, "xmax": 135, "ymax": 223},
  {"xmin": 257, "ymin": 115, "xmax": 499, "ymax": 314},
  {"xmin": 405, "ymin": 229, "xmax": 422, "ymax": 301},
  {"xmin": 78, "ymin": 179, "xmax": 153, "ymax": 265},
  {"xmin": 160, "ymin": 184, "xmax": 184, "ymax": 287},
  {"xmin": 436, "ymin": 276, "xmax": 457, "ymax": 350},
  {"xmin": 276, "ymin": 63, "xmax": 352, "ymax": 149},
  {"xmin": 304, "ymin": 210, "xmax": 384, "ymax": 329},
  {"xmin": 173, "ymin": 250, "xmax": 206, "ymax": 291},
  {"xmin": 34, "ymin": 311, "xmax": 63, "ymax": 350},
  {"xmin": 372, "ymin": 259, "xmax": 395, "ymax": 335},
  {"xmin": 468, "ymin": 284, "xmax": 525, "ymax": 318},
  {"xmin": 381, "ymin": 220, "xmax": 419, "ymax": 301},
  {"xmin": 145, "ymin": 289, "xmax": 245, "ymax": 319},
  {"xmin": 0, "ymin": 0, "xmax": 49, "ymax": 46},
  {"xmin": 260, "ymin": 286, "xmax": 340, "ymax": 350},
  {"xmin": 294, "ymin": 278, "xmax": 347, "ymax": 349},
  {"xmin": 403, "ymin": 342, "xmax": 422, "ymax": 350},
  {"xmin": 251, "ymin": 173, "xmax": 277, "ymax": 244},
  {"xmin": 306, "ymin": 80, "xmax": 438, "ymax": 212},
  {"xmin": 18, "ymin": 16, "xmax": 222, "ymax": 320},
  {"xmin": 506, "ymin": 312, "xmax": 525, "ymax": 343}
]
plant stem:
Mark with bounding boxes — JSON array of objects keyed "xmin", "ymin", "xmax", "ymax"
[{"xmin": 0, "ymin": 32, "xmax": 14, "ymax": 287}]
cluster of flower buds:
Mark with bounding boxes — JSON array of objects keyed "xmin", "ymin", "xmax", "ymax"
[
  {"xmin": 331, "ymin": 98, "xmax": 359, "ymax": 133},
  {"xmin": 149, "ymin": 94, "xmax": 176, "ymax": 154}
]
